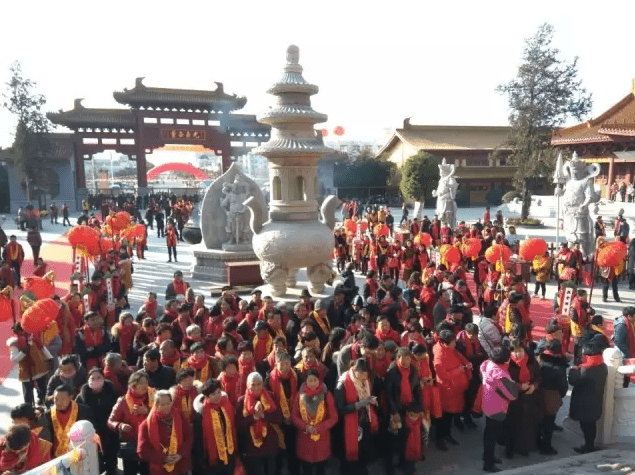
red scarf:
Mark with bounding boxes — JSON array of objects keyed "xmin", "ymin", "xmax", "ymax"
[
  {"xmin": 187, "ymin": 354, "xmax": 209, "ymax": 372},
  {"xmin": 147, "ymin": 406, "xmax": 182, "ymax": 455},
  {"xmin": 83, "ymin": 325, "xmax": 103, "ymax": 347},
  {"xmin": 219, "ymin": 372, "xmax": 239, "ymax": 404},
  {"xmin": 145, "ymin": 300, "xmax": 158, "ymax": 321},
  {"xmin": 397, "ymin": 361, "xmax": 413, "ymax": 406},
  {"xmin": 114, "ymin": 323, "xmax": 136, "ymax": 361},
  {"xmin": 172, "ymin": 280, "xmax": 187, "ymax": 297},
  {"xmin": 342, "ymin": 372, "xmax": 378, "ymax": 461},
  {"xmin": 125, "ymin": 390, "xmax": 151, "ymax": 427},
  {"xmin": 0, "ymin": 431, "xmax": 49, "ymax": 472},
  {"xmin": 202, "ymin": 396, "xmax": 235, "ymax": 465},
  {"xmin": 374, "ymin": 355, "xmax": 392, "ymax": 379},
  {"xmin": 160, "ymin": 351, "xmax": 181, "ymax": 368},
  {"xmin": 404, "ymin": 413, "xmax": 422, "ymax": 461},
  {"xmin": 253, "ymin": 333, "xmax": 272, "ymax": 362},
  {"xmin": 237, "ymin": 357, "xmax": 255, "ymax": 397},
  {"xmin": 580, "ymin": 354, "xmax": 605, "ymax": 368},
  {"xmin": 243, "ymin": 389, "xmax": 277, "ymax": 442},
  {"xmin": 267, "ymin": 368, "xmax": 298, "ymax": 417},
  {"xmin": 510, "ymin": 352, "xmax": 530, "ymax": 384},
  {"xmin": 624, "ymin": 317, "xmax": 635, "ymax": 358},
  {"xmin": 103, "ymin": 367, "xmax": 126, "ymax": 395},
  {"xmin": 174, "ymin": 385, "xmax": 198, "ymax": 422}
]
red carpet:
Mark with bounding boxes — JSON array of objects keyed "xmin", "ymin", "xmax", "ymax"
[
  {"xmin": 0, "ymin": 233, "xmax": 73, "ymax": 384},
  {"xmin": 464, "ymin": 273, "xmax": 614, "ymax": 344}
]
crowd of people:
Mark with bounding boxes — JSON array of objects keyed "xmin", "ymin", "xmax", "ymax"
[{"xmin": 0, "ymin": 203, "xmax": 632, "ymax": 475}]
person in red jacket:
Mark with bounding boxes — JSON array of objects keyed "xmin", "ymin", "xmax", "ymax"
[
  {"xmin": 138, "ymin": 389, "xmax": 193, "ymax": 475},
  {"xmin": 4, "ymin": 235, "xmax": 24, "ymax": 288},
  {"xmin": 166, "ymin": 218, "xmax": 178, "ymax": 263},
  {"xmin": 433, "ymin": 329, "xmax": 471, "ymax": 451},
  {"xmin": 291, "ymin": 368, "xmax": 338, "ymax": 475}
]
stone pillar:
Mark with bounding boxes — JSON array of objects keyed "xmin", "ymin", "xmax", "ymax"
[{"xmin": 599, "ymin": 347, "xmax": 622, "ymax": 445}]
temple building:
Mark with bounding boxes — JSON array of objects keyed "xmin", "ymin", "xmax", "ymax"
[
  {"xmin": 551, "ymin": 80, "xmax": 635, "ymax": 198},
  {"xmin": 376, "ymin": 119, "xmax": 515, "ymax": 205}
]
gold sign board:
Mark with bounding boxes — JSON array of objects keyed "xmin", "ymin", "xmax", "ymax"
[{"xmin": 162, "ymin": 129, "xmax": 206, "ymax": 140}]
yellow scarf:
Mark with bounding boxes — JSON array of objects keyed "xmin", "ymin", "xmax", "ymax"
[
  {"xmin": 591, "ymin": 324, "xmax": 606, "ymax": 336},
  {"xmin": 299, "ymin": 398, "xmax": 325, "ymax": 441},
  {"xmin": 162, "ymin": 418, "xmax": 178, "ymax": 473},
  {"xmin": 211, "ymin": 406, "xmax": 235, "ymax": 465},
  {"xmin": 278, "ymin": 383, "xmax": 290, "ymax": 419},
  {"xmin": 9, "ymin": 244, "xmax": 19, "ymax": 261},
  {"xmin": 312, "ymin": 311, "xmax": 330, "ymax": 335},
  {"xmin": 51, "ymin": 401, "xmax": 79, "ymax": 456},
  {"xmin": 181, "ymin": 395, "xmax": 192, "ymax": 420}
]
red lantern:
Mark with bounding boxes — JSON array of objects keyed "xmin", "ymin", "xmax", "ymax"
[
  {"xmin": 99, "ymin": 238, "xmax": 115, "ymax": 255},
  {"xmin": 333, "ymin": 126, "xmax": 345, "ymax": 136},
  {"xmin": 67, "ymin": 225, "xmax": 101, "ymax": 257},
  {"xmin": 445, "ymin": 246, "xmax": 461, "ymax": 264},
  {"xmin": 344, "ymin": 220, "xmax": 356, "ymax": 235},
  {"xmin": 374, "ymin": 224, "xmax": 389, "ymax": 238},
  {"xmin": 485, "ymin": 244, "xmax": 511, "ymax": 264},
  {"xmin": 134, "ymin": 224, "xmax": 146, "ymax": 238},
  {"xmin": 519, "ymin": 238, "xmax": 548, "ymax": 261},
  {"xmin": 461, "ymin": 238, "xmax": 481, "ymax": 259},
  {"xmin": 597, "ymin": 241, "xmax": 628, "ymax": 267},
  {"xmin": 415, "ymin": 232, "xmax": 432, "ymax": 248},
  {"xmin": 21, "ymin": 298, "xmax": 58, "ymax": 335},
  {"xmin": 23, "ymin": 272, "xmax": 55, "ymax": 300},
  {"xmin": 321, "ymin": 128, "xmax": 329, "ymax": 137}
]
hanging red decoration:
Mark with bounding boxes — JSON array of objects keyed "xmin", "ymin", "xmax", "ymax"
[
  {"xmin": 321, "ymin": 128, "xmax": 329, "ymax": 137},
  {"xmin": 0, "ymin": 287, "xmax": 13, "ymax": 323},
  {"xmin": 444, "ymin": 246, "xmax": 461, "ymax": 264},
  {"xmin": 519, "ymin": 238, "xmax": 548, "ymax": 261},
  {"xmin": 333, "ymin": 126, "xmax": 345, "ymax": 136},
  {"xmin": 461, "ymin": 238, "xmax": 481, "ymax": 259},
  {"xmin": 21, "ymin": 298, "xmax": 58, "ymax": 335},
  {"xmin": 597, "ymin": 240, "xmax": 628, "ymax": 267},
  {"xmin": 344, "ymin": 220, "xmax": 356, "ymax": 235},
  {"xmin": 133, "ymin": 223, "xmax": 146, "ymax": 238},
  {"xmin": 485, "ymin": 244, "xmax": 512, "ymax": 264},
  {"xmin": 23, "ymin": 271, "xmax": 56, "ymax": 300},
  {"xmin": 67, "ymin": 225, "xmax": 101, "ymax": 257},
  {"xmin": 99, "ymin": 238, "xmax": 115, "ymax": 255},
  {"xmin": 414, "ymin": 232, "xmax": 432, "ymax": 248},
  {"xmin": 374, "ymin": 224, "xmax": 389, "ymax": 238}
]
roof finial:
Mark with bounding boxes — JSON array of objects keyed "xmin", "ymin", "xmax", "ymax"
[
  {"xmin": 286, "ymin": 45, "xmax": 299, "ymax": 65},
  {"xmin": 572, "ymin": 151, "xmax": 579, "ymax": 162},
  {"xmin": 441, "ymin": 157, "xmax": 447, "ymax": 165}
]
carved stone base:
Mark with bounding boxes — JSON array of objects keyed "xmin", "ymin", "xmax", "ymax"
[
  {"xmin": 222, "ymin": 242, "xmax": 254, "ymax": 252},
  {"xmin": 190, "ymin": 244, "xmax": 258, "ymax": 284},
  {"xmin": 254, "ymin": 268, "xmax": 335, "ymax": 302}
]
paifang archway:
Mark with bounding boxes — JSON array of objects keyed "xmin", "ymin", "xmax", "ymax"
[
  {"xmin": 48, "ymin": 78, "xmax": 271, "ymax": 192},
  {"xmin": 147, "ymin": 162, "xmax": 210, "ymax": 181}
]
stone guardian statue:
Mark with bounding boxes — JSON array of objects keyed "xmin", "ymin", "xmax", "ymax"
[
  {"xmin": 432, "ymin": 158, "xmax": 458, "ymax": 229},
  {"xmin": 220, "ymin": 176, "xmax": 251, "ymax": 247},
  {"xmin": 557, "ymin": 152, "xmax": 601, "ymax": 256}
]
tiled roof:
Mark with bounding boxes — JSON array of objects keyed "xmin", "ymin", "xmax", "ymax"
[
  {"xmin": 552, "ymin": 93, "xmax": 635, "ymax": 145},
  {"xmin": 377, "ymin": 123, "xmax": 511, "ymax": 157},
  {"xmin": 48, "ymin": 100, "xmax": 135, "ymax": 129},
  {"xmin": 113, "ymin": 78, "xmax": 246, "ymax": 111}
]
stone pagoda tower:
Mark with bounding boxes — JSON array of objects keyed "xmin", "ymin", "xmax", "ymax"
[{"xmin": 244, "ymin": 45, "xmax": 339, "ymax": 296}]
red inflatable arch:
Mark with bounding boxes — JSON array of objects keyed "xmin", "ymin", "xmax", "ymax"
[{"xmin": 147, "ymin": 162, "xmax": 210, "ymax": 181}]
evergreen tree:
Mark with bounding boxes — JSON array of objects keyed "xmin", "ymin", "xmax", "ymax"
[
  {"xmin": 3, "ymin": 61, "xmax": 51, "ymax": 202},
  {"xmin": 399, "ymin": 151, "xmax": 439, "ymax": 202},
  {"xmin": 496, "ymin": 23, "xmax": 592, "ymax": 219}
]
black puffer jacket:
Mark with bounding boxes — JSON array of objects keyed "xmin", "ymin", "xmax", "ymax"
[
  {"xmin": 76, "ymin": 380, "xmax": 119, "ymax": 434},
  {"xmin": 538, "ymin": 352, "xmax": 569, "ymax": 398},
  {"xmin": 568, "ymin": 361, "xmax": 608, "ymax": 423}
]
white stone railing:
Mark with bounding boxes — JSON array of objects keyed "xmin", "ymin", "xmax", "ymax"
[
  {"xmin": 22, "ymin": 420, "xmax": 99, "ymax": 475},
  {"xmin": 598, "ymin": 347, "xmax": 635, "ymax": 445}
]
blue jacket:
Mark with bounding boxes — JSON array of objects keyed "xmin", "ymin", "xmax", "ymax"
[{"xmin": 612, "ymin": 316, "xmax": 633, "ymax": 359}]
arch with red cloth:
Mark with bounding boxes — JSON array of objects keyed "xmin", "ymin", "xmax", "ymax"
[{"xmin": 146, "ymin": 162, "xmax": 210, "ymax": 181}]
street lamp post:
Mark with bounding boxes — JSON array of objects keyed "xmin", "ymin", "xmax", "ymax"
[{"xmin": 553, "ymin": 153, "xmax": 567, "ymax": 245}]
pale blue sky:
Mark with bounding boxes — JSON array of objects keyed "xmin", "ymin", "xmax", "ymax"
[{"xmin": 2, "ymin": 0, "xmax": 635, "ymax": 149}]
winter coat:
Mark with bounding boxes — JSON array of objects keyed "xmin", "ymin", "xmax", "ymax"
[
  {"xmin": 137, "ymin": 409, "xmax": 192, "ymax": 475},
  {"xmin": 578, "ymin": 328, "xmax": 611, "ymax": 356},
  {"xmin": 46, "ymin": 365, "xmax": 88, "ymax": 399},
  {"xmin": 568, "ymin": 362, "xmax": 608, "ymax": 423},
  {"xmin": 235, "ymin": 392, "xmax": 284, "ymax": 458},
  {"xmin": 384, "ymin": 362, "xmax": 422, "ymax": 415},
  {"xmin": 76, "ymin": 380, "xmax": 119, "ymax": 435},
  {"xmin": 480, "ymin": 360, "xmax": 518, "ymax": 420},
  {"xmin": 291, "ymin": 384, "xmax": 338, "ymax": 463},
  {"xmin": 612, "ymin": 316, "xmax": 635, "ymax": 359},
  {"xmin": 478, "ymin": 316, "xmax": 503, "ymax": 358},
  {"xmin": 141, "ymin": 365, "xmax": 176, "ymax": 390},
  {"xmin": 433, "ymin": 343, "xmax": 471, "ymax": 413},
  {"xmin": 538, "ymin": 352, "xmax": 569, "ymax": 415},
  {"xmin": 628, "ymin": 239, "xmax": 635, "ymax": 274}
]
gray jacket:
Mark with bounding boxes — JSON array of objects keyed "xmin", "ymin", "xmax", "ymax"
[{"xmin": 478, "ymin": 316, "xmax": 503, "ymax": 358}]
